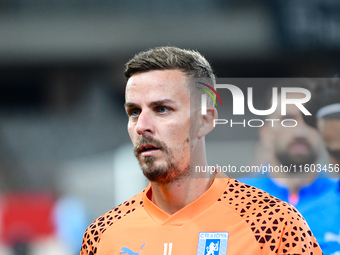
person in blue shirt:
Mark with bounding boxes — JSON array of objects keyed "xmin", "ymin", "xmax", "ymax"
[
  {"xmin": 240, "ymin": 80, "xmax": 339, "ymax": 255},
  {"xmin": 304, "ymin": 78, "xmax": 340, "ymax": 167},
  {"xmin": 303, "ymin": 78, "xmax": 340, "ymax": 255}
]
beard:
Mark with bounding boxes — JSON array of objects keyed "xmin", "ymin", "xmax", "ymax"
[
  {"xmin": 275, "ymin": 139, "xmax": 318, "ymax": 172},
  {"xmin": 134, "ymin": 135, "xmax": 190, "ymax": 184}
]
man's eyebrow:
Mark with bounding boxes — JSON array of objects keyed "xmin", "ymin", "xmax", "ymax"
[
  {"xmin": 124, "ymin": 99, "xmax": 176, "ymax": 109},
  {"xmin": 149, "ymin": 99, "xmax": 176, "ymax": 106},
  {"xmin": 124, "ymin": 102, "xmax": 139, "ymax": 108}
]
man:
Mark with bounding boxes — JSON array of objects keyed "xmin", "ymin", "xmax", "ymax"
[
  {"xmin": 240, "ymin": 81, "xmax": 338, "ymax": 254},
  {"xmin": 302, "ymin": 79, "xmax": 340, "ymax": 255},
  {"xmin": 240, "ymin": 81, "xmax": 336, "ymax": 207},
  {"xmin": 304, "ymin": 78, "xmax": 340, "ymax": 165},
  {"xmin": 80, "ymin": 47, "xmax": 321, "ymax": 254}
]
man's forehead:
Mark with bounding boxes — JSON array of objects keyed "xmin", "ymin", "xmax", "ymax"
[
  {"xmin": 125, "ymin": 69, "xmax": 190, "ymax": 101},
  {"xmin": 126, "ymin": 69, "xmax": 187, "ymax": 85},
  {"xmin": 318, "ymin": 118, "xmax": 340, "ymax": 133},
  {"xmin": 318, "ymin": 119, "xmax": 340, "ymax": 150}
]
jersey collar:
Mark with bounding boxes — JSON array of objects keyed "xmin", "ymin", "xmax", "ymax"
[{"xmin": 142, "ymin": 176, "xmax": 230, "ymax": 226}]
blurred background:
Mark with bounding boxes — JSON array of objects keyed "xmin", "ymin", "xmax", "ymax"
[{"xmin": 0, "ymin": 0, "xmax": 339, "ymax": 254}]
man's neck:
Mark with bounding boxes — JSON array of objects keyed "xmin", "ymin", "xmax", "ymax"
[{"xmin": 149, "ymin": 173, "xmax": 216, "ymax": 215}]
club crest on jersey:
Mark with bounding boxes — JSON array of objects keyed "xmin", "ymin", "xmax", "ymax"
[{"xmin": 197, "ymin": 232, "xmax": 229, "ymax": 255}]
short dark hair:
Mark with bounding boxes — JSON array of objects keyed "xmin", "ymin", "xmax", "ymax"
[
  {"xmin": 124, "ymin": 46, "xmax": 215, "ymax": 82},
  {"xmin": 124, "ymin": 46, "xmax": 216, "ymax": 106},
  {"xmin": 303, "ymin": 78, "xmax": 340, "ymax": 128}
]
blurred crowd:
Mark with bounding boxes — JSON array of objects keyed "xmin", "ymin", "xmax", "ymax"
[
  {"xmin": 0, "ymin": 193, "xmax": 87, "ymax": 255},
  {"xmin": 241, "ymin": 78, "xmax": 340, "ymax": 255}
]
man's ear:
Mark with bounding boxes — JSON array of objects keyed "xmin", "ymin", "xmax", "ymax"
[
  {"xmin": 197, "ymin": 106, "xmax": 218, "ymax": 138},
  {"xmin": 259, "ymin": 123, "xmax": 274, "ymax": 162},
  {"xmin": 259, "ymin": 123, "xmax": 272, "ymax": 148}
]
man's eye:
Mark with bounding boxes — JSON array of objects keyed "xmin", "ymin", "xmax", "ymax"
[
  {"xmin": 129, "ymin": 109, "xmax": 140, "ymax": 117},
  {"xmin": 156, "ymin": 106, "xmax": 170, "ymax": 114}
]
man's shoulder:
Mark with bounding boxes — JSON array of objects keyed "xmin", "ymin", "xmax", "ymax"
[
  {"xmin": 219, "ymin": 179, "xmax": 320, "ymax": 253},
  {"xmin": 80, "ymin": 191, "xmax": 145, "ymax": 255},
  {"xmin": 220, "ymin": 178, "xmax": 286, "ymax": 206},
  {"xmin": 100, "ymin": 191, "xmax": 144, "ymax": 223},
  {"xmin": 222, "ymin": 178, "xmax": 303, "ymax": 219}
]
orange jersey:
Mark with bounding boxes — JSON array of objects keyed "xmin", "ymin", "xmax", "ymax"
[{"xmin": 80, "ymin": 177, "xmax": 322, "ymax": 255}]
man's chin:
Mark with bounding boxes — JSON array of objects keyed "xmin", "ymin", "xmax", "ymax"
[
  {"xmin": 138, "ymin": 158, "xmax": 164, "ymax": 174},
  {"xmin": 136, "ymin": 155, "xmax": 155, "ymax": 166},
  {"xmin": 140, "ymin": 163, "xmax": 190, "ymax": 184},
  {"xmin": 142, "ymin": 167, "xmax": 169, "ymax": 183}
]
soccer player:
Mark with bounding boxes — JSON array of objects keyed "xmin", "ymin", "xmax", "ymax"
[
  {"xmin": 240, "ymin": 82, "xmax": 324, "ymax": 199},
  {"xmin": 302, "ymin": 78, "xmax": 340, "ymax": 255},
  {"xmin": 304, "ymin": 78, "xmax": 340, "ymax": 165},
  {"xmin": 240, "ymin": 81, "xmax": 338, "ymax": 254},
  {"xmin": 80, "ymin": 47, "xmax": 322, "ymax": 255},
  {"xmin": 240, "ymin": 80, "xmax": 337, "ymax": 205}
]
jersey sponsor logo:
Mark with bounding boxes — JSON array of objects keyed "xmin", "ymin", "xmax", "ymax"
[
  {"xmin": 197, "ymin": 232, "xmax": 229, "ymax": 255},
  {"xmin": 120, "ymin": 243, "xmax": 145, "ymax": 255}
]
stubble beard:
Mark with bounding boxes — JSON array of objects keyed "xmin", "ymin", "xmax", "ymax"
[
  {"xmin": 134, "ymin": 135, "xmax": 190, "ymax": 184},
  {"xmin": 275, "ymin": 139, "xmax": 318, "ymax": 173}
]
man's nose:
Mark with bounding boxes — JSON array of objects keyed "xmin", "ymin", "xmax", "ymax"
[
  {"xmin": 294, "ymin": 120, "xmax": 309, "ymax": 137},
  {"xmin": 136, "ymin": 111, "xmax": 154, "ymax": 135}
]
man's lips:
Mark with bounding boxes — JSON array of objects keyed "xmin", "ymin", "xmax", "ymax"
[
  {"xmin": 138, "ymin": 144, "xmax": 161, "ymax": 156},
  {"xmin": 290, "ymin": 141, "xmax": 310, "ymax": 153}
]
